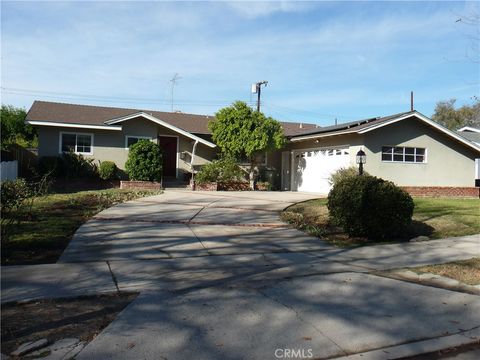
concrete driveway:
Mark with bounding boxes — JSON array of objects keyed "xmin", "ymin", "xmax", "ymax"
[
  {"xmin": 3, "ymin": 190, "xmax": 480, "ymax": 359},
  {"xmin": 59, "ymin": 190, "xmax": 327, "ymax": 262}
]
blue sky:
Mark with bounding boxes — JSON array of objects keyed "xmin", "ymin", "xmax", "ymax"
[{"xmin": 1, "ymin": 1, "xmax": 479, "ymax": 126}]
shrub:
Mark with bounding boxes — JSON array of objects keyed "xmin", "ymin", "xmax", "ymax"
[
  {"xmin": 125, "ymin": 140, "xmax": 162, "ymax": 182},
  {"xmin": 327, "ymin": 175, "xmax": 414, "ymax": 240},
  {"xmin": 38, "ymin": 156, "xmax": 64, "ymax": 177},
  {"xmin": 328, "ymin": 166, "xmax": 369, "ymax": 186},
  {"xmin": 0, "ymin": 178, "xmax": 32, "ymax": 214},
  {"xmin": 99, "ymin": 161, "xmax": 118, "ymax": 180},
  {"xmin": 61, "ymin": 152, "xmax": 98, "ymax": 178},
  {"xmin": 195, "ymin": 156, "xmax": 245, "ymax": 184}
]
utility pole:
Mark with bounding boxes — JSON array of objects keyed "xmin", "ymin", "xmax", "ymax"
[
  {"xmin": 170, "ymin": 73, "xmax": 181, "ymax": 112},
  {"xmin": 252, "ymin": 80, "xmax": 268, "ymax": 112}
]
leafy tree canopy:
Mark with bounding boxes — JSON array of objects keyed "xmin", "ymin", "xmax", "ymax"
[
  {"xmin": 209, "ymin": 101, "xmax": 285, "ymax": 160},
  {"xmin": 431, "ymin": 98, "xmax": 480, "ymax": 130},
  {"xmin": 0, "ymin": 104, "xmax": 37, "ymax": 149},
  {"xmin": 209, "ymin": 101, "xmax": 286, "ymax": 188}
]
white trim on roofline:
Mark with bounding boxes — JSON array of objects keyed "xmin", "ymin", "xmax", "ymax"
[
  {"xmin": 357, "ymin": 111, "xmax": 480, "ymax": 153},
  {"xmin": 27, "ymin": 120, "xmax": 122, "ymax": 131},
  {"xmin": 458, "ymin": 126, "xmax": 480, "ymax": 133},
  {"xmin": 104, "ymin": 112, "xmax": 216, "ymax": 148}
]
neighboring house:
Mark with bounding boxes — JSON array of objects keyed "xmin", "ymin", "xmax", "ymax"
[{"xmin": 26, "ymin": 101, "xmax": 480, "ymax": 193}]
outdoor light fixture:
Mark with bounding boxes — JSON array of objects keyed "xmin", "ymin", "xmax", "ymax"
[{"xmin": 356, "ymin": 149, "xmax": 366, "ymax": 175}]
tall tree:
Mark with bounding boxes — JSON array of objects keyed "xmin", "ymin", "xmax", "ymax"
[
  {"xmin": 431, "ymin": 98, "xmax": 480, "ymax": 130},
  {"xmin": 0, "ymin": 105, "xmax": 37, "ymax": 149},
  {"xmin": 209, "ymin": 101, "xmax": 286, "ymax": 189}
]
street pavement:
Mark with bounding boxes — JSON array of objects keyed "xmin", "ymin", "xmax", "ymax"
[{"xmin": 1, "ymin": 190, "xmax": 479, "ymax": 359}]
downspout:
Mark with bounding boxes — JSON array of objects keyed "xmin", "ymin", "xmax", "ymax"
[{"xmin": 190, "ymin": 140, "xmax": 199, "ymax": 188}]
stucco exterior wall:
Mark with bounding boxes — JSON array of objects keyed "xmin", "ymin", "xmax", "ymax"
[
  {"xmin": 279, "ymin": 120, "xmax": 479, "ymax": 189},
  {"xmin": 362, "ymin": 118, "xmax": 478, "ymax": 187},
  {"xmin": 36, "ymin": 117, "xmax": 217, "ymax": 179}
]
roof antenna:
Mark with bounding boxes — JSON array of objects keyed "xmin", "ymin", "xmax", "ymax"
[
  {"xmin": 335, "ymin": 117, "xmax": 338, "ymax": 126},
  {"xmin": 170, "ymin": 73, "xmax": 181, "ymax": 112},
  {"xmin": 410, "ymin": 91, "xmax": 414, "ymax": 111}
]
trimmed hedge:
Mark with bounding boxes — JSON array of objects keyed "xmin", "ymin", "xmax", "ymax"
[
  {"xmin": 125, "ymin": 140, "xmax": 162, "ymax": 182},
  {"xmin": 328, "ymin": 166, "xmax": 369, "ymax": 186},
  {"xmin": 327, "ymin": 175, "xmax": 414, "ymax": 240}
]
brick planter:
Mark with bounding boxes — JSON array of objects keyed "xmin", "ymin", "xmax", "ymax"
[
  {"xmin": 193, "ymin": 182, "xmax": 218, "ymax": 191},
  {"xmin": 401, "ymin": 186, "xmax": 479, "ymax": 198},
  {"xmin": 192, "ymin": 181, "xmax": 251, "ymax": 191},
  {"xmin": 255, "ymin": 182, "xmax": 271, "ymax": 191},
  {"xmin": 120, "ymin": 180, "xmax": 162, "ymax": 191},
  {"xmin": 218, "ymin": 181, "xmax": 251, "ymax": 191}
]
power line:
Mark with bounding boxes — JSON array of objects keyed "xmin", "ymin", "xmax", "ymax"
[{"xmin": 1, "ymin": 87, "xmax": 255, "ymax": 107}]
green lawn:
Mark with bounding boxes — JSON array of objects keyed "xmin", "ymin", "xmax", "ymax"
[
  {"xmin": 282, "ymin": 197, "xmax": 480, "ymax": 247},
  {"xmin": 1, "ymin": 189, "xmax": 161, "ymax": 265}
]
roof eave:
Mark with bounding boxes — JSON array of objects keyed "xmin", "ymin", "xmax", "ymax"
[
  {"xmin": 105, "ymin": 112, "xmax": 217, "ymax": 148},
  {"xmin": 290, "ymin": 129, "xmax": 359, "ymax": 142},
  {"xmin": 26, "ymin": 120, "xmax": 123, "ymax": 131}
]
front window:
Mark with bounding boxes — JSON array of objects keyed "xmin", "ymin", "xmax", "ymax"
[
  {"xmin": 60, "ymin": 133, "xmax": 93, "ymax": 154},
  {"xmin": 382, "ymin": 146, "xmax": 426, "ymax": 163},
  {"xmin": 125, "ymin": 136, "xmax": 151, "ymax": 149}
]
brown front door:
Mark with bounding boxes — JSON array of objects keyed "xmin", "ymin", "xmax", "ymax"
[{"xmin": 158, "ymin": 136, "xmax": 177, "ymax": 178}]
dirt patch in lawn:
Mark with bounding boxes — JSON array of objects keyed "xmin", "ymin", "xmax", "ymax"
[
  {"xmin": 1, "ymin": 292, "xmax": 138, "ymax": 356},
  {"xmin": 412, "ymin": 258, "xmax": 480, "ymax": 285}
]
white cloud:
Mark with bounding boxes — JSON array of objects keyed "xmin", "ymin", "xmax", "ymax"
[{"xmin": 222, "ymin": 1, "xmax": 316, "ymax": 19}]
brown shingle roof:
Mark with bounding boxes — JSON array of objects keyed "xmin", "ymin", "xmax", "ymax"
[{"xmin": 26, "ymin": 101, "xmax": 318, "ymax": 136}]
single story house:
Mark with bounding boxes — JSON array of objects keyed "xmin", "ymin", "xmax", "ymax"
[{"xmin": 26, "ymin": 101, "xmax": 480, "ymax": 195}]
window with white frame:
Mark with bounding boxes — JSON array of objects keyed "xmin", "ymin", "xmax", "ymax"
[
  {"xmin": 125, "ymin": 135, "xmax": 151, "ymax": 149},
  {"xmin": 382, "ymin": 146, "xmax": 426, "ymax": 163},
  {"xmin": 60, "ymin": 132, "xmax": 93, "ymax": 154}
]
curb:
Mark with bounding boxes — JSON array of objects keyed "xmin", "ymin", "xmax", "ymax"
[{"xmin": 332, "ymin": 327, "xmax": 480, "ymax": 360}]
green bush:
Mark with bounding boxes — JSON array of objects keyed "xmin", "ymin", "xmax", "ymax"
[
  {"xmin": 38, "ymin": 154, "xmax": 98, "ymax": 179},
  {"xmin": 38, "ymin": 156, "xmax": 64, "ymax": 177},
  {"xmin": 195, "ymin": 156, "xmax": 245, "ymax": 184},
  {"xmin": 99, "ymin": 161, "xmax": 118, "ymax": 180},
  {"xmin": 0, "ymin": 178, "xmax": 32, "ymax": 214},
  {"xmin": 328, "ymin": 166, "xmax": 369, "ymax": 186},
  {"xmin": 61, "ymin": 152, "xmax": 98, "ymax": 178},
  {"xmin": 125, "ymin": 140, "xmax": 162, "ymax": 182},
  {"xmin": 327, "ymin": 175, "xmax": 414, "ymax": 240}
]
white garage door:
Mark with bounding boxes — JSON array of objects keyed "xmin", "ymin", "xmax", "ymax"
[{"xmin": 292, "ymin": 147, "xmax": 350, "ymax": 193}]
